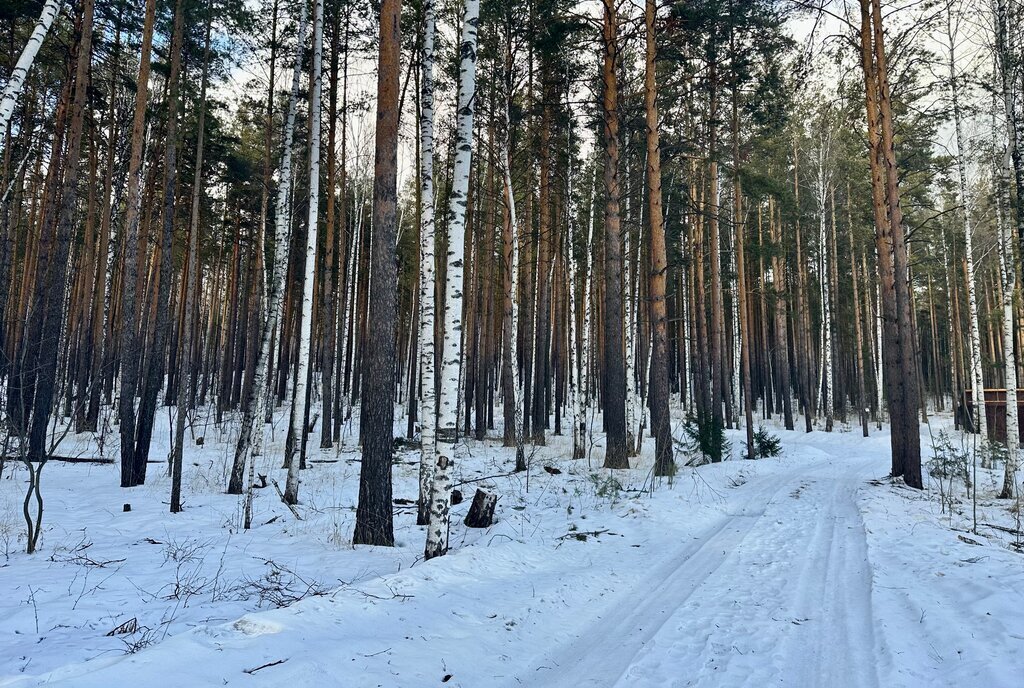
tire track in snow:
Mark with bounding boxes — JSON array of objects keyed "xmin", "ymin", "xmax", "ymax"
[
  {"xmin": 783, "ymin": 462, "xmax": 881, "ymax": 688},
  {"xmin": 520, "ymin": 457, "xmax": 884, "ymax": 688},
  {"xmin": 518, "ymin": 464, "xmax": 813, "ymax": 687}
]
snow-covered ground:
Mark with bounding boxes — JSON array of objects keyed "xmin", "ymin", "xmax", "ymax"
[{"xmin": 1, "ymin": 408, "xmax": 1022, "ymax": 687}]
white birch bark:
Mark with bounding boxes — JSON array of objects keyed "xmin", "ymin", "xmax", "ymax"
[
  {"xmin": 620, "ymin": 148, "xmax": 636, "ymax": 450},
  {"xmin": 815, "ymin": 127, "xmax": 834, "ymax": 431},
  {"xmin": 580, "ymin": 166, "xmax": 597, "ymax": 445},
  {"xmin": 682, "ymin": 198, "xmax": 693, "ymax": 413},
  {"xmin": 997, "ymin": 151, "xmax": 1019, "ymax": 497},
  {"xmin": 0, "ymin": 0, "xmax": 61, "ymax": 150},
  {"xmin": 729, "ymin": 198, "xmax": 741, "ymax": 425},
  {"xmin": 875, "ymin": 288, "xmax": 884, "ymax": 429},
  {"xmin": 623, "ymin": 199, "xmax": 638, "ymax": 451},
  {"xmin": 339, "ymin": 184, "xmax": 365, "ymax": 421},
  {"xmin": 992, "ymin": 8, "xmax": 1021, "ymax": 494},
  {"xmin": 501, "ymin": 91, "xmax": 525, "ymax": 468},
  {"xmin": 944, "ymin": 4, "xmax": 989, "ymax": 446},
  {"xmin": 426, "ymin": 0, "xmax": 480, "ymax": 560},
  {"xmin": 284, "ymin": 0, "xmax": 323, "ymax": 505},
  {"xmin": 564, "ymin": 125, "xmax": 584, "ymax": 459},
  {"xmin": 235, "ymin": 3, "xmax": 308, "ymax": 526},
  {"xmin": 417, "ymin": 0, "xmax": 438, "ymax": 525}
]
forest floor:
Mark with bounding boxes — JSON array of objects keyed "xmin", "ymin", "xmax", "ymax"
[{"xmin": 1, "ymin": 408, "xmax": 1022, "ymax": 687}]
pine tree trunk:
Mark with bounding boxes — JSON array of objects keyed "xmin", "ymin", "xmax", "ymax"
[
  {"xmin": 117, "ymin": 0, "xmax": 157, "ymax": 488},
  {"xmin": 644, "ymin": 0, "xmax": 673, "ymax": 476},
  {"xmin": 25, "ymin": 0, "xmax": 93, "ymax": 460},
  {"xmin": 601, "ymin": 0, "xmax": 628, "ymax": 469},
  {"xmin": 353, "ymin": 0, "xmax": 401, "ymax": 548},
  {"xmin": 320, "ymin": 4, "xmax": 340, "ymax": 450},
  {"xmin": 849, "ymin": 186, "xmax": 870, "ymax": 437},
  {"xmin": 133, "ymin": 0, "xmax": 184, "ymax": 483},
  {"xmin": 859, "ymin": 0, "xmax": 922, "ymax": 487},
  {"xmin": 771, "ymin": 199, "xmax": 793, "ymax": 430},
  {"xmin": 171, "ymin": 10, "xmax": 212, "ymax": 514}
]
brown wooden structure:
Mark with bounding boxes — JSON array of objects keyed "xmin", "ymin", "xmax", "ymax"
[{"xmin": 963, "ymin": 389, "xmax": 1024, "ymax": 442}]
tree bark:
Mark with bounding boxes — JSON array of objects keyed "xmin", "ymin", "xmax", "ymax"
[
  {"xmin": 425, "ymin": 0, "xmax": 480, "ymax": 559},
  {"xmin": 644, "ymin": 0, "xmax": 673, "ymax": 476},
  {"xmin": 601, "ymin": 0, "xmax": 628, "ymax": 469},
  {"xmin": 353, "ymin": 0, "xmax": 401, "ymax": 547}
]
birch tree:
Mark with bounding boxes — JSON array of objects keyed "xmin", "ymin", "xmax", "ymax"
[
  {"xmin": 0, "ymin": 0, "xmax": 62, "ymax": 150},
  {"xmin": 813, "ymin": 113, "xmax": 835, "ymax": 432},
  {"xmin": 417, "ymin": 0, "xmax": 438, "ymax": 526},
  {"xmin": 284, "ymin": 0, "xmax": 324, "ymax": 506},
  {"xmin": 944, "ymin": 0, "xmax": 988, "ymax": 444},
  {"xmin": 996, "ymin": 149, "xmax": 1019, "ymax": 498},
  {"xmin": 426, "ymin": 0, "xmax": 481, "ymax": 560},
  {"xmin": 993, "ymin": 0, "xmax": 1021, "ymax": 497},
  {"xmin": 229, "ymin": 3, "xmax": 308, "ymax": 519}
]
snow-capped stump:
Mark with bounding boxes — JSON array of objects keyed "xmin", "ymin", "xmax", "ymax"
[{"xmin": 464, "ymin": 489, "xmax": 496, "ymax": 528}]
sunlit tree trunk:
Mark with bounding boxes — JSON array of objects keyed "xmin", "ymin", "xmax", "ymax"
[{"xmin": 645, "ymin": 0, "xmax": 673, "ymax": 475}]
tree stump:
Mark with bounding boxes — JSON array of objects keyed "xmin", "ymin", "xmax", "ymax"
[{"xmin": 463, "ymin": 489, "xmax": 496, "ymax": 528}]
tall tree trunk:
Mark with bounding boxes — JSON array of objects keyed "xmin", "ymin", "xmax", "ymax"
[
  {"xmin": 644, "ymin": 0, "xmax": 673, "ymax": 476},
  {"xmin": 994, "ymin": 0, "xmax": 1024, "ymax": 253},
  {"xmin": 499, "ymin": 17, "xmax": 526, "ymax": 470},
  {"xmin": 873, "ymin": 0, "xmax": 922, "ymax": 486},
  {"xmin": 26, "ymin": 0, "xmax": 94, "ymax": 460},
  {"xmin": 815, "ymin": 126, "xmax": 834, "ymax": 432},
  {"xmin": 117, "ymin": 0, "xmax": 158, "ymax": 488},
  {"xmin": 425, "ymin": 0, "xmax": 480, "ymax": 559},
  {"xmin": 849, "ymin": 186, "xmax": 869, "ymax": 437},
  {"xmin": 417, "ymin": 0, "xmax": 439, "ymax": 524},
  {"xmin": 133, "ymin": 0, "xmax": 184, "ymax": 483},
  {"xmin": 320, "ymin": 2, "xmax": 339, "ymax": 450},
  {"xmin": 229, "ymin": 3, "xmax": 306, "ymax": 509},
  {"xmin": 945, "ymin": 2, "xmax": 988, "ymax": 441},
  {"xmin": 284, "ymin": 0, "xmax": 324, "ymax": 506},
  {"xmin": 171, "ymin": 8, "xmax": 212, "ymax": 513},
  {"xmin": 859, "ymin": 0, "xmax": 922, "ymax": 487},
  {"xmin": 353, "ymin": 0, "xmax": 401, "ymax": 547},
  {"xmin": 601, "ymin": 0, "xmax": 628, "ymax": 469}
]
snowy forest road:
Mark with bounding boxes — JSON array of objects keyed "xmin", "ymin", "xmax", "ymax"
[
  {"xmin": 525, "ymin": 456, "xmax": 883, "ymax": 688},
  {"xmin": 11, "ymin": 432, "xmax": 1023, "ymax": 688}
]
